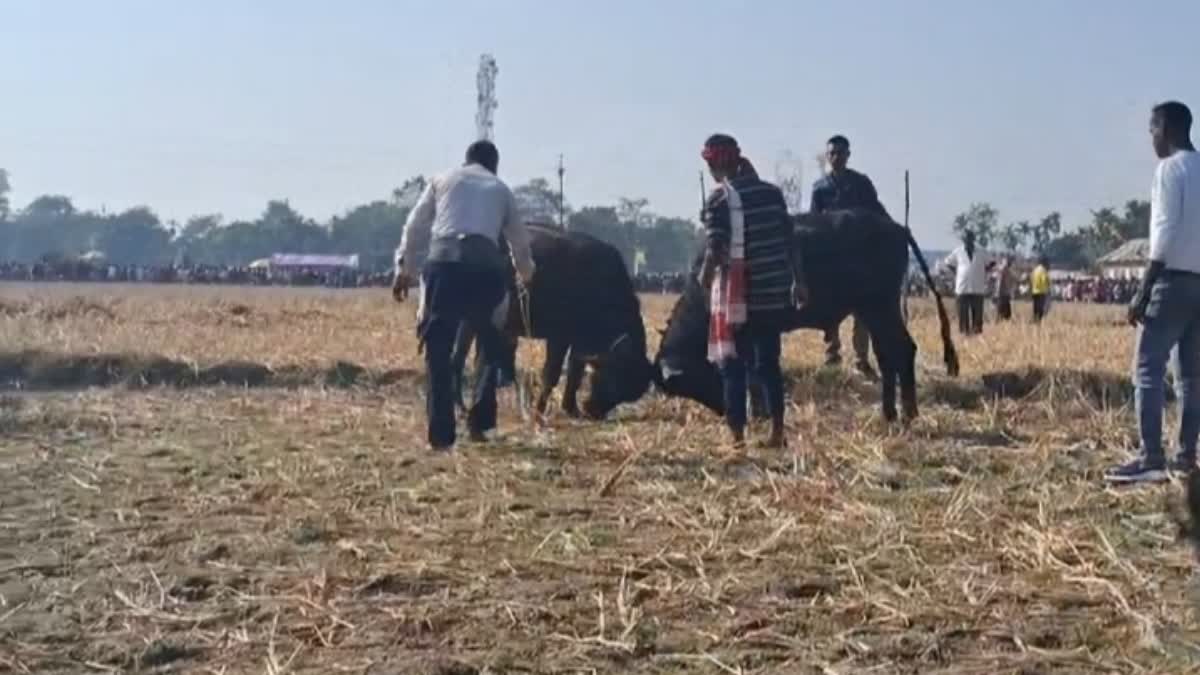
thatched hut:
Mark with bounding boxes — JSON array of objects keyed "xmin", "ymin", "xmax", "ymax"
[{"xmin": 1096, "ymin": 239, "xmax": 1149, "ymax": 279}]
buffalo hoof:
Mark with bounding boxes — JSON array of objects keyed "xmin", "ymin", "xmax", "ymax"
[
  {"xmin": 762, "ymin": 434, "xmax": 786, "ymax": 449},
  {"xmin": 581, "ymin": 402, "xmax": 609, "ymax": 421},
  {"xmin": 856, "ymin": 362, "xmax": 879, "ymax": 381},
  {"xmin": 563, "ymin": 404, "xmax": 582, "ymax": 419}
]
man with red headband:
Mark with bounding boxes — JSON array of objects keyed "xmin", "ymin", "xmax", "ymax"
[{"xmin": 699, "ymin": 134, "xmax": 807, "ymax": 448}]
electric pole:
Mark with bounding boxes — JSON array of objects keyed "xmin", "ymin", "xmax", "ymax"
[
  {"xmin": 475, "ymin": 54, "xmax": 498, "ymax": 141},
  {"xmin": 557, "ymin": 154, "xmax": 566, "ymax": 228}
]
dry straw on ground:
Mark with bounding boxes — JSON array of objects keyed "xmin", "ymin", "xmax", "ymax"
[{"xmin": 0, "ymin": 282, "xmax": 1198, "ymax": 674}]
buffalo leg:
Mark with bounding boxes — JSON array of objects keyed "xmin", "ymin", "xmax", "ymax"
[
  {"xmin": 898, "ymin": 325, "xmax": 919, "ymax": 421},
  {"xmin": 562, "ymin": 351, "xmax": 586, "ymax": 418},
  {"xmin": 877, "ymin": 300, "xmax": 919, "ymax": 421},
  {"xmin": 496, "ymin": 334, "xmax": 518, "ymax": 388},
  {"xmin": 861, "ymin": 308, "xmax": 899, "ymax": 423},
  {"xmin": 536, "ymin": 339, "xmax": 570, "ymax": 415},
  {"xmin": 748, "ymin": 373, "xmax": 769, "ymax": 420}
]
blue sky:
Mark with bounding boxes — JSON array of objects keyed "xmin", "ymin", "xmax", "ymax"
[{"xmin": 2, "ymin": 0, "xmax": 1197, "ymax": 247}]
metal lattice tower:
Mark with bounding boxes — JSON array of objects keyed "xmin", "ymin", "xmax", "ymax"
[
  {"xmin": 475, "ymin": 54, "xmax": 498, "ymax": 141},
  {"xmin": 774, "ymin": 150, "xmax": 805, "ymax": 215}
]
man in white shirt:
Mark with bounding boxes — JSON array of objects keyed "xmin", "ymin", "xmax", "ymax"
[
  {"xmin": 1107, "ymin": 101, "xmax": 1200, "ymax": 483},
  {"xmin": 393, "ymin": 140, "xmax": 536, "ymax": 452},
  {"xmin": 938, "ymin": 230, "xmax": 994, "ymax": 336}
]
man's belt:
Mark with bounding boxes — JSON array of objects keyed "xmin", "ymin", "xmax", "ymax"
[{"xmin": 427, "ymin": 233, "xmax": 506, "ymax": 274}]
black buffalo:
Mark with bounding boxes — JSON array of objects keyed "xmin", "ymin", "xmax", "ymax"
[
  {"xmin": 654, "ymin": 209, "xmax": 958, "ymax": 422},
  {"xmin": 452, "ymin": 224, "xmax": 654, "ymax": 419}
]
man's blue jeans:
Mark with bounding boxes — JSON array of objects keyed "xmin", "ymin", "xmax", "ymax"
[{"xmin": 1135, "ymin": 273, "xmax": 1200, "ymax": 461}]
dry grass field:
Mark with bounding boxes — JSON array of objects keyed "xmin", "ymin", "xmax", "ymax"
[{"xmin": 1, "ymin": 282, "xmax": 1199, "ymax": 674}]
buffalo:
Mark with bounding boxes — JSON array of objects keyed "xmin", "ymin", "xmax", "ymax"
[
  {"xmin": 452, "ymin": 223, "xmax": 654, "ymax": 420},
  {"xmin": 654, "ymin": 208, "xmax": 958, "ymax": 423}
]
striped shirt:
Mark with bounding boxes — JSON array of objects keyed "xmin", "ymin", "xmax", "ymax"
[{"xmin": 704, "ymin": 176, "xmax": 794, "ymax": 320}]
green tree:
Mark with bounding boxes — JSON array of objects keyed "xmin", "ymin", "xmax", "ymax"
[
  {"xmin": 639, "ymin": 216, "xmax": 703, "ymax": 274},
  {"xmin": 514, "ymin": 178, "xmax": 565, "ymax": 224},
  {"xmin": 951, "ymin": 202, "xmax": 998, "ymax": 248},
  {"xmin": 0, "ymin": 169, "xmax": 10, "ymax": 221},
  {"xmin": 1029, "ymin": 212, "xmax": 1061, "ymax": 254},
  {"xmin": 330, "ymin": 200, "xmax": 409, "ymax": 269},
  {"xmin": 1083, "ymin": 199, "xmax": 1150, "ymax": 252},
  {"xmin": 98, "ymin": 207, "xmax": 174, "ymax": 265},
  {"xmin": 998, "ymin": 221, "xmax": 1029, "ymax": 254},
  {"xmin": 24, "ymin": 194, "xmax": 76, "ymax": 220},
  {"xmin": 391, "ymin": 175, "xmax": 427, "ymax": 209},
  {"xmin": 172, "ymin": 215, "xmax": 222, "ymax": 265},
  {"xmin": 258, "ymin": 199, "xmax": 329, "ymax": 253},
  {"xmin": 617, "ymin": 197, "xmax": 652, "ymax": 228},
  {"xmin": 1043, "ymin": 231, "xmax": 1102, "ymax": 269},
  {"xmin": 569, "ymin": 206, "xmax": 634, "ymax": 268}
]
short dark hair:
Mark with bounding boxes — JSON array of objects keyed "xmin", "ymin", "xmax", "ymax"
[
  {"xmin": 465, "ymin": 140, "xmax": 499, "ymax": 173},
  {"xmin": 1152, "ymin": 99, "xmax": 1190, "ymax": 138},
  {"xmin": 1153, "ymin": 101, "xmax": 1192, "ymax": 137},
  {"xmin": 827, "ymin": 135, "xmax": 850, "ymax": 149},
  {"xmin": 704, "ymin": 133, "xmax": 739, "ymax": 149}
]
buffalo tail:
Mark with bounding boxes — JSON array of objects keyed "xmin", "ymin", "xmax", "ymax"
[{"xmin": 905, "ymin": 230, "xmax": 960, "ymax": 377}]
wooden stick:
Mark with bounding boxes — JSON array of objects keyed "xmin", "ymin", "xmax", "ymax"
[
  {"xmin": 904, "ymin": 170, "xmax": 911, "ymax": 230},
  {"xmin": 902, "ymin": 170, "xmax": 912, "ymax": 324}
]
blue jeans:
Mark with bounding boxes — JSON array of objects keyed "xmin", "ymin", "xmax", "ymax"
[
  {"xmin": 1135, "ymin": 273, "xmax": 1200, "ymax": 461},
  {"xmin": 719, "ymin": 328, "xmax": 784, "ymax": 432}
]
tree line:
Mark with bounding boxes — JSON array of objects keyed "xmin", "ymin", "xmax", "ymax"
[
  {"xmin": 0, "ymin": 165, "xmax": 1150, "ymax": 275},
  {"xmin": 949, "ymin": 199, "xmax": 1150, "ymax": 267},
  {"xmin": 0, "ymin": 169, "xmax": 703, "ymax": 275}
]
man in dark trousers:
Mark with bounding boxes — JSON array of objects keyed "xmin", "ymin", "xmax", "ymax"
[
  {"xmin": 393, "ymin": 140, "xmax": 536, "ymax": 452},
  {"xmin": 699, "ymin": 134, "xmax": 807, "ymax": 448},
  {"xmin": 811, "ymin": 135, "xmax": 889, "ymax": 374}
]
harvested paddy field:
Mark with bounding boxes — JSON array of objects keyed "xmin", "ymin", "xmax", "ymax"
[{"xmin": 1, "ymin": 283, "xmax": 1198, "ymax": 674}]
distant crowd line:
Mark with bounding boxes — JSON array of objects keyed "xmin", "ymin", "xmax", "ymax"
[
  {"xmin": 0, "ymin": 261, "xmax": 391, "ymax": 288},
  {"xmin": 0, "ymin": 259, "xmax": 1140, "ymax": 306}
]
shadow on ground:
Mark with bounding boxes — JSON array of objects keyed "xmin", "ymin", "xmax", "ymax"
[
  {"xmin": 0, "ymin": 350, "xmax": 419, "ymax": 391},
  {"xmin": 0, "ymin": 351, "xmax": 1149, "ymax": 418},
  {"xmin": 781, "ymin": 364, "xmax": 1150, "ymax": 412}
]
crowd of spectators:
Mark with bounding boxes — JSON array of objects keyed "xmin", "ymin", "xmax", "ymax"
[
  {"xmin": 0, "ymin": 259, "xmax": 1143, "ymax": 307},
  {"xmin": 1032, "ymin": 276, "xmax": 1140, "ymax": 305},
  {"xmin": 0, "ymin": 260, "xmax": 391, "ymax": 288}
]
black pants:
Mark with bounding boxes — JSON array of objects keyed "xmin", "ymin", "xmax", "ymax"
[
  {"xmin": 419, "ymin": 261, "xmax": 507, "ymax": 449},
  {"xmin": 996, "ymin": 296, "xmax": 1012, "ymax": 321},
  {"xmin": 718, "ymin": 327, "xmax": 784, "ymax": 432},
  {"xmin": 957, "ymin": 294, "xmax": 985, "ymax": 335},
  {"xmin": 1032, "ymin": 294, "xmax": 1048, "ymax": 323}
]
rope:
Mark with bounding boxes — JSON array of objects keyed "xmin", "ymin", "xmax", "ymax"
[{"xmin": 513, "ymin": 280, "xmax": 535, "ymax": 421}]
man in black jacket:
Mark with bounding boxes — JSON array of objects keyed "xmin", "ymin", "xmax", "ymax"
[{"xmin": 811, "ymin": 135, "xmax": 889, "ymax": 374}]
